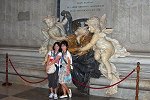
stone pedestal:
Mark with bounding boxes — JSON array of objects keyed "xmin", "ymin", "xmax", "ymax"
[{"xmin": 89, "ymin": 54, "xmax": 150, "ymax": 100}]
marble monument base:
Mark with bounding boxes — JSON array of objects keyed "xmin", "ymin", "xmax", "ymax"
[{"xmin": 90, "ymin": 77, "xmax": 150, "ymax": 100}]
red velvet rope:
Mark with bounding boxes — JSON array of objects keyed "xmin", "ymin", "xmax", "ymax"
[
  {"xmin": 72, "ymin": 69, "xmax": 135, "ymax": 89},
  {"xmin": 9, "ymin": 59, "xmax": 48, "ymax": 84},
  {"xmin": 8, "ymin": 58, "xmax": 135, "ymax": 89}
]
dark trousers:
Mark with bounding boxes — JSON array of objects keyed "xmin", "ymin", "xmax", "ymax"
[{"xmin": 48, "ymin": 65, "xmax": 59, "ymax": 89}]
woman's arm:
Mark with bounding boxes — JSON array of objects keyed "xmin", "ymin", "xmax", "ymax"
[
  {"xmin": 66, "ymin": 57, "xmax": 71, "ymax": 75},
  {"xmin": 50, "ymin": 55, "xmax": 61, "ymax": 65},
  {"xmin": 46, "ymin": 55, "xmax": 61, "ymax": 71}
]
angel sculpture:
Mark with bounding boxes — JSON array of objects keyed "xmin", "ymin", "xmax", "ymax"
[
  {"xmin": 79, "ymin": 14, "xmax": 130, "ymax": 95},
  {"xmin": 39, "ymin": 16, "xmax": 68, "ymax": 64}
]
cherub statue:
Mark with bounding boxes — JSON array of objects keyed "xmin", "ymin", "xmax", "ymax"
[
  {"xmin": 39, "ymin": 16, "xmax": 68, "ymax": 64},
  {"xmin": 79, "ymin": 14, "xmax": 129, "ymax": 95}
]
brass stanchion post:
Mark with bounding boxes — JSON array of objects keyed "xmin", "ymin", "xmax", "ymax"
[
  {"xmin": 2, "ymin": 53, "xmax": 12, "ymax": 86},
  {"xmin": 135, "ymin": 62, "xmax": 140, "ymax": 100}
]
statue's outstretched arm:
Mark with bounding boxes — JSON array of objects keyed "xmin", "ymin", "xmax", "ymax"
[
  {"xmin": 80, "ymin": 34, "xmax": 99, "ymax": 51},
  {"xmin": 48, "ymin": 31, "xmax": 66, "ymax": 41},
  {"xmin": 61, "ymin": 17, "xmax": 68, "ymax": 25}
]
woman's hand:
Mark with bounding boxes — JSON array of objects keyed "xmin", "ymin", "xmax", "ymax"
[
  {"xmin": 66, "ymin": 65, "xmax": 70, "ymax": 75},
  {"xmin": 66, "ymin": 70, "xmax": 70, "ymax": 75}
]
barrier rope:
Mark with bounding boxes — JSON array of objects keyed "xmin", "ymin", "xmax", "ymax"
[
  {"xmin": 72, "ymin": 69, "xmax": 135, "ymax": 89},
  {"xmin": 8, "ymin": 56, "xmax": 135, "ymax": 89},
  {"xmin": 9, "ymin": 59, "xmax": 48, "ymax": 84},
  {"xmin": 2, "ymin": 53, "xmax": 139, "ymax": 100}
]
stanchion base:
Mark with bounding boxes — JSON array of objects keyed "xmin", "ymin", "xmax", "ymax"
[{"xmin": 2, "ymin": 82, "xmax": 12, "ymax": 86}]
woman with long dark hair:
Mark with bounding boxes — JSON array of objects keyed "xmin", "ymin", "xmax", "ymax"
[
  {"xmin": 59, "ymin": 40, "xmax": 72, "ymax": 98},
  {"xmin": 45, "ymin": 42, "xmax": 62, "ymax": 99}
]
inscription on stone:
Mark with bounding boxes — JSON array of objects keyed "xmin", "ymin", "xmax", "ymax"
[{"xmin": 59, "ymin": 0, "xmax": 111, "ymax": 24}]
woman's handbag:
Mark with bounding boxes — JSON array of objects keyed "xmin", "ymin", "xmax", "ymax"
[
  {"xmin": 64, "ymin": 73, "xmax": 72, "ymax": 83},
  {"xmin": 47, "ymin": 64, "xmax": 56, "ymax": 74}
]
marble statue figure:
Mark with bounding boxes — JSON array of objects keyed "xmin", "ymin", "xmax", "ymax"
[
  {"xmin": 39, "ymin": 15, "xmax": 68, "ymax": 55},
  {"xmin": 39, "ymin": 13, "xmax": 130, "ymax": 95},
  {"xmin": 79, "ymin": 14, "xmax": 130, "ymax": 95},
  {"xmin": 61, "ymin": 10, "xmax": 73, "ymax": 35}
]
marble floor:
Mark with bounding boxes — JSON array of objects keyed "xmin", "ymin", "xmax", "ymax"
[{"xmin": 0, "ymin": 81, "xmax": 127, "ymax": 100}]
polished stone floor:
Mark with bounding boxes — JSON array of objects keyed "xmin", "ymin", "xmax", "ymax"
[{"xmin": 0, "ymin": 81, "xmax": 126, "ymax": 100}]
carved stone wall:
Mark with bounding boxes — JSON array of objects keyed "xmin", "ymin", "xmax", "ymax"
[
  {"xmin": 0, "ymin": 0, "xmax": 56, "ymax": 48},
  {"xmin": 59, "ymin": 0, "xmax": 150, "ymax": 52},
  {"xmin": 111, "ymin": 0, "xmax": 150, "ymax": 52}
]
